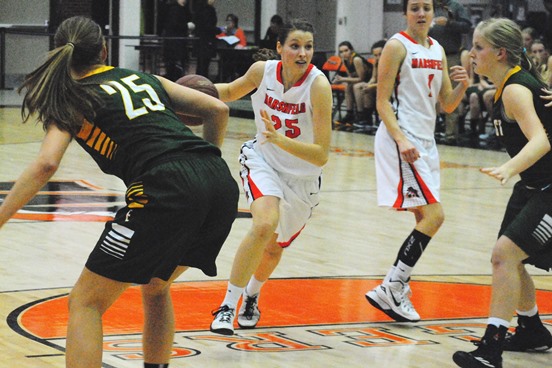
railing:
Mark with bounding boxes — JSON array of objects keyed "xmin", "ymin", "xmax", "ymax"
[{"xmin": 0, "ymin": 25, "xmax": 199, "ymax": 89}]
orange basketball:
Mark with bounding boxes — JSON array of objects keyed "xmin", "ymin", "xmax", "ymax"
[{"xmin": 175, "ymin": 74, "xmax": 219, "ymax": 126}]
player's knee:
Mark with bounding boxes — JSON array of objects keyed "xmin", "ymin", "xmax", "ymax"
[{"xmin": 251, "ymin": 220, "xmax": 278, "ymax": 241}]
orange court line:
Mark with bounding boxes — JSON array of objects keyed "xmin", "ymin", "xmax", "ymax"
[{"xmin": 18, "ymin": 278, "xmax": 552, "ymax": 340}]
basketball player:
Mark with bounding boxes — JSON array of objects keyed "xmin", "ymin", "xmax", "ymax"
[
  {"xmin": 209, "ymin": 18, "xmax": 332, "ymax": 335},
  {"xmin": 365, "ymin": 0, "xmax": 469, "ymax": 322},
  {"xmin": 453, "ymin": 18, "xmax": 552, "ymax": 368},
  {"xmin": 0, "ymin": 16, "xmax": 239, "ymax": 368}
]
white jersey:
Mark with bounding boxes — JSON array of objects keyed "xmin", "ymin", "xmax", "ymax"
[
  {"xmin": 250, "ymin": 60, "xmax": 324, "ymax": 177},
  {"xmin": 391, "ymin": 32, "xmax": 444, "ymax": 141}
]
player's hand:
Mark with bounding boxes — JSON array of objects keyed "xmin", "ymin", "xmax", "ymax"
[
  {"xmin": 260, "ymin": 109, "xmax": 280, "ymax": 144},
  {"xmin": 397, "ymin": 138, "xmax": 420, "ymax": 163},
  {"xmin": 480, "ymin": 166, "xmax": 512, "ymax": 185},
  {"xmin": 449, "ymin": 65, "xmax": 469, "ymax": 88},
  {"xmin": 541, "ymin": 88, "xmax": 552, "ymax": 107}
]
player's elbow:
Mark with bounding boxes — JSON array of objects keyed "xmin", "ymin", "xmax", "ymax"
[
  {"xmin": 34, "ymin": 158, "xmax": 60, "ymax": 179},
  {"xmin": 315, "ymin": 152, "xmax": 329, "ymax": 167},
  {"xmin": 215, "ymin": 101, "xmax": 230, "ymax": 117}
]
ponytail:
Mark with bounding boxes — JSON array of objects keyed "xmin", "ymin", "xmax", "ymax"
[
  {"xmin": 18, "ymin": 16, "xmax": 104, "ymax": 135},
  {"xmin": 520, "ymin": 48, "xmax": 546, "ymax": 87}
]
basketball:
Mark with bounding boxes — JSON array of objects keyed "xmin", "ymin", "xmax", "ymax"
[{"xmin": 175, "ymin": 74, "xmax": 219, "ymax": 126}]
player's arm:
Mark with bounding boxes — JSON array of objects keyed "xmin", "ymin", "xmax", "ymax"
[
  {"xmin": 260, "ymin": 74, "xmax": 332, "ymax": 167},
  {"xmin": 376, "ymin": 39, "xmax": 419, "ymax": 163},
  {"xmin": 215, "ymin": 61, "xmax": 265, "ymax": 102},
  {"xmin": 482, "ymin": 85, "xmax": 551, "ymax": 184},
  {"xmin": 158, "ymin": 76, "xmax": 229, "ymax": 147},
  {"xmin": 438, "ymin": 47, "xmax": 469, "ymax": 113},
  {"xmin": 0, "ymin": 124, "xmax": 71, "ymax": 229}
]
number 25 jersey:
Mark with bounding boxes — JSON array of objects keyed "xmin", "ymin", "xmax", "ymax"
[{"xmin": 250, "ymin": 60, "xmax": 324, "ymax": 177}]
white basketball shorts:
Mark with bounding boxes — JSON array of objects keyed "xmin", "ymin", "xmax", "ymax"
[
  {"xmin": 239, "ymin": 140, "xmax": 321, "ymax": 246},
  {"xmin": 374, "ymin": 124, "xmax": 440, "ymax": 209}
]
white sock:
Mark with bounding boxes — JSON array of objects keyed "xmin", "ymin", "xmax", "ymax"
[
  {"xmin": 390, "ymin": 261, "xmax": 413, "ymax": 283},
  {"xmin": 516, "ymin": 305, "xmax": 538, "ymax": 317},
  {"xmin": 383, "ymin": 266, "xmax": 396, "ymax": 285},
  {"xmin": 245, "ymin": 275, "xmax": 265, "ymax": 296},
  {"xmin": 488, "ymin": 317, "xmax": 509, "ymax": 328},
  {"xmin": 221, "ymin": 282, "xmax": 244, "ymax": 309}
]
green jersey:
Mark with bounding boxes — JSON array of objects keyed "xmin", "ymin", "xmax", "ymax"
[
  {"xmin": 76, "ymin": 66, "xmax": 220, "ymax": 184},
  {"xmin": 492, "ymin": 67, "xmax": 552, "ymax": 188}
]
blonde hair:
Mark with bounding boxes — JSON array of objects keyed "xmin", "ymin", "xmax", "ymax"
[
  {"xmin": 18, "ymin": 16, "xmax": 104, "ymax": 134},
  {"xmin": 475, "ymin": 18, "xmax": 545, "ymax": 86}
]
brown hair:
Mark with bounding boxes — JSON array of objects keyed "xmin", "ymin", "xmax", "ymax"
[
  {"xmin": 277, "ymin": 18, "xmax": 315, "ymax": 45},
  {"xmin": 403, "ymin": 0, "xmax": 436, "ymax": 14},
  {"xmin": 18, "ymin": 16, "xmax": 104, "ymax": 134}
]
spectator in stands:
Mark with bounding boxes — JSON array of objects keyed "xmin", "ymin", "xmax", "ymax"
[
  {"xmin": 429, "ymin": 0, "xmax": 472, "ymax": 145},
  {"xmin": 217, "ymin": 13, "xmax": 248, "ymax": 82},
  {"xmin": 193, "ymin": 0, "xmax": 219, "ymax": 79},
  {"xmin": 531, "ymin": 39, "xmax": 551, "ymax": 86},
  {"xmin": 521, "ymin": 26, "xmax": 539, "ymax": 51},
  {"xmin": 543, "ymin": 0, "xmax": 552, "ymax": 51},
  {"xmin": 217, "ymin": 13, "xmax": 247, "ymax": 49},
  {"xmin": 161, "ymin": 0, "xmax": 192, "ymax": 81},
  {"xmin": 262, "ymin": 14, "xmax": 283, "ymax": 50},
  {"xmin": 333, "ymin": 41, "xmax": 371, "ymax": 130},
  {"xmin": 352, "ymin": 39, "xmax": 386, "ymax": 134}
]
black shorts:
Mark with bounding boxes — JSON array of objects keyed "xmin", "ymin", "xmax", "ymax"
[
  {"xmin": 499, "ymin": 181, "xmax": 552, "ymax": 271},
  {"xmin": 86, "ymin": 153, "xmax": 239, "ymax": 284}
]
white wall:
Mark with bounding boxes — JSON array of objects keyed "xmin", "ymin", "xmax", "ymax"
[
  {"xmin": 118, "ymin": 0, "xmax": 141, "ymax": 70},
  {"xmin": 1, "ymin": 0, "xmax": 50, "ymax": 88},
  {"xmin": 336, "ymin": 0, "xmax": 383, "ymax": 54},
  {"xmin": 261, "ymin": 0, "xmax": 278, "ymax": 38}
]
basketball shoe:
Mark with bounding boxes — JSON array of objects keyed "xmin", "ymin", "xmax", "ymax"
[
  {"xmin": 503, "ymin": 317, "xmax": 552, "ymax": 352},
  {"xmin": 210, "ymin": 305, "xmax": 235, "ymax": 335},
  {"xmin": 365, "ymin": 280, "xmax": 420, "ymax": 322},
  {"xmin": 237, "ymin": 293, "xmax": 261, "ymax": 329},
  {"xmin": 453, "ymin": 325, "xmax": 506, "ymax": 368}
]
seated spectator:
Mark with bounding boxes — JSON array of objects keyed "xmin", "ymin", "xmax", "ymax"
[
  {"xmin": 261, "ymin": 14, "xmax": 283, "ymax": 50},
  {"xmin": 521, "ymin": 26, "xmax": 539, "ymax": 51},
  {"xmin": 217, "ymin": 13, "xmax": 246, "ymax": 49},
  {"xmin": 217, "ymin": 13, "xmax": 247, "ymax": 82},
  {"xmin": 352, "ymin": 39, "xmax": 386, "ymax": 134},
  {"xmin": 333, "ymin": 41, "xmax": 372, "ymax": 130},
  {"xmin": 458, "ymin": 48, "xmax": 496, "ymax": 148},
  {"xmin": 531, "ymin": 39, "xmax": 552, "ymax": 86},
  {"xmin": 467, "ymin": 77, "xmax": 495, "ymax": 141}
]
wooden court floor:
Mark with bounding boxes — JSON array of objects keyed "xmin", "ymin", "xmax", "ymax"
[{"xmin": 1, "ymin": 105, "xmax": 551, "ymax": 367}]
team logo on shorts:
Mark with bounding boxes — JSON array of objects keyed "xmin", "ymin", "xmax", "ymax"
[{"xmin": 406, "ymin": 186, "xmax": 420, "ymax": 198}]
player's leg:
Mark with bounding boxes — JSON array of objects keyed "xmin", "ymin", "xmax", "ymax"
[
  {"xmin": 211, "ymin": 195, "xmax": 280, "ymax": 335},
  {"xmin": 141, "ymin": 266, "xmax": 189, "ymax": 365},
  {"xmin": 66, "ymin": 268, "xmax": 130, "ymax": 368},
  {"xmin": 453, "ymin": 236, "xmax": 527, "ymax": 368}
]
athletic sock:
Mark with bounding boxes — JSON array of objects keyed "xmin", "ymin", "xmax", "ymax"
[
  {"xmin": 245, "ymin": 275, "xmax": 265, "ymax": 296},
  {"xmin": 382, "ymin": 265, "xmax": 396, "ymax": 285},
  {"xmin": 479, "ymin": 324, "xmax": 507, "ymax": 355},
  {"xmin": 221, "ymin": 282, "xmax": 244, "ymax": 309},
  {"xmin": 144, "ymin": 364, "xmax": 169, "ymax": 368},
  {"xmin": 390, "ymin": 261, "xmax": 413, "ymax": 284},
  {"xmin": 487, "ymin": 317, "xmax": 509, "ymax": 329},
  {"xmin": 363, "ymin": 109, "xmax": 374, "ymax": 125},
  {"xmin": 516, "ymin": 306, "xmax": 544, "ymax": 330},
  {"xmin": 394, "ymin": 229, "xmax": 432, "ymax": 267},
  {"xmin": 516, "ymin": 305, "xmax": 538, "ymax": 317}
]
